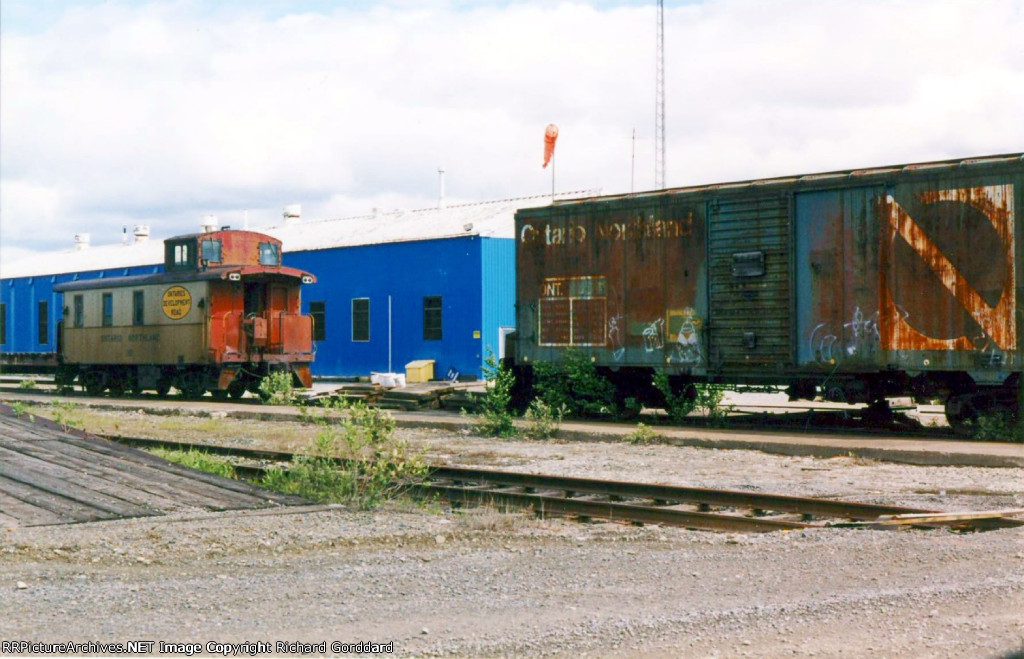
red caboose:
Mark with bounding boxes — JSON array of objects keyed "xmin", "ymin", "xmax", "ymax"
[{"xmin": 55, "ymin": 230, "xmax": 317, "ymax": 398}]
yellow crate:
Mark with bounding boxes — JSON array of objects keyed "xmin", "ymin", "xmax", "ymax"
[{"xmin": 405, "ymin": 360, "xmax": 435, "ymax": 383}]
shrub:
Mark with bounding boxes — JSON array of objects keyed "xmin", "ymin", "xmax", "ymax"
[
  {"xmin": 967, "ymin": 411, "xmax": 1023, "ymax": 442},
  {"xmin": 258, "ymin": 371, "xmax": 294, "ymax": 405},
  {"xmin": 263, "ymin": 398, "xmax": 427, "ymax": 508},
  {"xmin": 18, "ymin": 379, "xmax": 37, "ymax": 390},
  {"xmin": 653, "ymin": 373, "xmax": 730, "ymax": 426},
  {"xmin": 522, "ymin": 398, "xmax": 566, "ymax": 440},
  {"xmin": 474, "ymin": 351, "xmax": 516, "ymax": 437},
  {"xmin": 653, "ymin": 372, "xmax": 695, "ymax": 424},
  {"xmin": 533, "ymin": 349, "xmax": 616, "ymax": 418}
]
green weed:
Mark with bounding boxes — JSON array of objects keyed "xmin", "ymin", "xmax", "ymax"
[
  {"xmin": 522, "ymin": 398, "xmax": 566, "ymax": 440},
  {"xmin": 474, "ymin": 351, "xmax": 516, "ymax": 437},
  {"xmin": 50, "ymin": 400, "xmax": 83, "ymax": 432},
  {"xmin": 258, "ymin": 371, "xmax": 294, "ymax": 405},
  {"xmin": 625, "ymin": 422, "xmax": 659, "ymax": 445},
  {"xmin": 149, "ymin": 448, "xmax": 237, "ymax": 479},
  {"xmin": 262, "ymin": 398, "xmax": 428, "ymax": 508}
]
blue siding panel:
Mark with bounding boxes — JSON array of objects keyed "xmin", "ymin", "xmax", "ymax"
[
  {"xmin": 1, "ymin": 264, "xmax": 162, "ymax": 355},
  {"xmin": 287, "ymin": 237, "xmax": 485, "ymax": 378},
  {"xmin": 480, "ymin": 238, "xmax": 516, "ymax": 363}
]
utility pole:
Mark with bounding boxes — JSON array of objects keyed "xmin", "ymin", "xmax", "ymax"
[{"xmin": 655, "ymin": 0, "xmax": 665, "ymax": 190}]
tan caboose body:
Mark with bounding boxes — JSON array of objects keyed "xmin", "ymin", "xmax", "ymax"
[{"xmin": 55, "ymin": 230, "xmax": 316, "ymax": 398}]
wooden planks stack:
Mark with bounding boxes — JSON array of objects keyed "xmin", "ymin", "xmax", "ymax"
[
  {"xmin": 377, "ymin": 382, "xmax": 455, "ymax": 411},
  {"xmin": 0, "ymin": 403, "xmax": 307, "ymax": 527}
]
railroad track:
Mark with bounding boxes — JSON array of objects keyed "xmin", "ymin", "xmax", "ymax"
[
  {"xmin": 104, "ymin": 435, "xmax": 1023, "ymax": 533},
  {"xmin": 3, "ymin": 384, "xmax": 960, "ymax": 439}
]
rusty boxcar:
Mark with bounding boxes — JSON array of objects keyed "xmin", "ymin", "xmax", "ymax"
[
  {"xmin": 509, "ymin": 154, "xmax": 1024, "ymax": 431},
  {"xmin": 54, "ymin": 230, "xmax": 317, "ymax": 398}
]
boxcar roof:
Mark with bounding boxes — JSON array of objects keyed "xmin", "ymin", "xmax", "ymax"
[{"xmin": 528, "ymin": 153, "xmax": 1024, "ymax": 212}]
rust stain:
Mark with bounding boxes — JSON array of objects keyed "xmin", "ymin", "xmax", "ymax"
[{"xmin": 881, "ymin": 185, "xmax": 1016, "ymax": 352}]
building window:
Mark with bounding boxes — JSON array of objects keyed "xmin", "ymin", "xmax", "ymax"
[
  {"xmin": 102, "ymin": 293, "xmax": 113, "ymax": 327},
  {"xmin": 202, "ymin": 239, "xmax": 222, "ymax": 263},
  {"xmin": 423, "ymin": 296, "xmax": 442, "ymax": 341},
  {"xmin": 133, "ymin": 291, "xmax": 145, "ymax": 326},
  {"xmin": 0, "ymin": 303, "xmax": 6, "ymax": 345},
  {"xmin": 351, "ymin": 298, "xmax": 369, "ymax": 342},
  {"xmin": 38, "ymin": 300, "xmax": 48, "ymax": 344},
  {"xmin": 310, "ymin": 301, "xmax": 326, "ymax": 342},
  {"xmin": 74, "ymin": 295, "xmax": 84, "ymax": 328}
]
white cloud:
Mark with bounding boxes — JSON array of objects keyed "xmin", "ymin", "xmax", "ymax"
[{"xmin": 1, "ymin": 0, "xmax": 1022, "ymax": 266}]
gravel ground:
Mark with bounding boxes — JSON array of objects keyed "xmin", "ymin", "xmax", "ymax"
[{"xmin": 2, "ymin": 407, "xmax": 1022, "ymax": 658}]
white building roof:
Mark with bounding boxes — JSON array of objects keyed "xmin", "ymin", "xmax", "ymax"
[{"xmin": 2, "ymin": 191, "xmax": 590, "ymax": 279}]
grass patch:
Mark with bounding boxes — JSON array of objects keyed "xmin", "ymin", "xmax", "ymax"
[{"xmin": 148, "ymin": 448, "xmax": 237, "ymax": 479}]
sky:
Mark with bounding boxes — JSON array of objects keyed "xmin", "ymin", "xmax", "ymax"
[{"xmin": 2, "ymin": 0, "xmax": 1023, "ymax": 267}]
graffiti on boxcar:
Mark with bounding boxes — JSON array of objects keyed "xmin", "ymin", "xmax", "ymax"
[
  {"xmin": 607, "ymin": 315, "xmax": 625, "ymax": 361},
  {"xmin": 642, "ymin": 319, "xmax": 665, "ymax": 352},
  {"xmin": 809, "ymin": 306, "xmax": 883, "ymax": 365},
  {"xmin": 519, "ymin": 212, "xmax": 694, "ymax": 246},
  {"xmin": 670, "ymin": 308, "xmax": 703, "ymax": 365}
]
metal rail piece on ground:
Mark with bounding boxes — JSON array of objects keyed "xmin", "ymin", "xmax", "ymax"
[{"xmin": 102, "ymin": 435, "xmax": 1023, "ymax": 533}]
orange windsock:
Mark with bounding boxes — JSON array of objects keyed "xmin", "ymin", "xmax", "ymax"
[{"xmin": 543, "ymin": 123, "xmax": 559, "ymax": 168}]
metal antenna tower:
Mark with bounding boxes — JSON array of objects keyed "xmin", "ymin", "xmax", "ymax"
[{"xmin": 655, "ymin": 0, "xmax": 665, "ymax": 189}]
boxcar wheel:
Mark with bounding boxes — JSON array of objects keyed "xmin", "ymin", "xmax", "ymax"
[
  {"xmin": 228, "ymin": 379, "xmax": 247, "ymax": 399},
  {"xmin": 156, "ymin": 379, "xmax": 171, "ymax": 397}
]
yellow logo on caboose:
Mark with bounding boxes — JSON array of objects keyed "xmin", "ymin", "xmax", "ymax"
[{"xmin": 161, "ymin": 285, "xmax": 192, "ymax": 319}]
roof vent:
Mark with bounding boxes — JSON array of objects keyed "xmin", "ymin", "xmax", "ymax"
[
  {"xmin": 201, "ymin": 214, "xmax": 218, "ymax": 233},
  {"xmin": 438, "ymin": 166, "xmax": 446, "ymax": 209},
  {"xmin": 133, "ymin": 224, "xmax": 150, "ymax": 243},
  {"xmin": 74, "ymin": 233, "xmax": 90, "ymax": 250},
  {"xmin": 283, "ymin": 204, "xmax": 301, "ymax": 224}
]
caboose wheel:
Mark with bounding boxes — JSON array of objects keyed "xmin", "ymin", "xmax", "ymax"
[
  {"xmin": 156, "ymin": 379, "xmax": 171, "ymax": 397},
  {"xmin": 180, "ymin": 378, "xmax": 206, "ymax": 399},
  {"xmin": 82, "ymin": 371, "xmax": 105, "ymax": 397}
]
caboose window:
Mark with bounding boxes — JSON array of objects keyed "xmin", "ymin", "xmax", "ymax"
[
  {"xmin": 102, "ymin": 293, "xmax": 113, "ymax": 327},
  {"xmin": 351, "ymin": 298, "xmax": 369, "ymax": 342},
  {"xmin": 202, "ymin": 239, "xmax": 222, "ymax": 263},
  {"xmin": 166, "ymin": 241, "xmax": 195, "ymax": 271},
  {"xmin": 38, "ymin": 301, "xmax": 49, "ymax": 344},
  {"xmin": 310, "ymin": 301, "xmax": 326, "ymax": 342},
  {"xmin": 423, "ymin": 296, "xmax": 442, "ymax": 341},
  {"xmin": 73, "ymin": 295, "xmax": 84, "ymax": 328},
  {"xmin": 133, "ymin": 290, "xmax": 145, "ymax": 326},
  {"xmin": 259, "ymin": 242, "xmax": 281, "ymax": 266}
]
